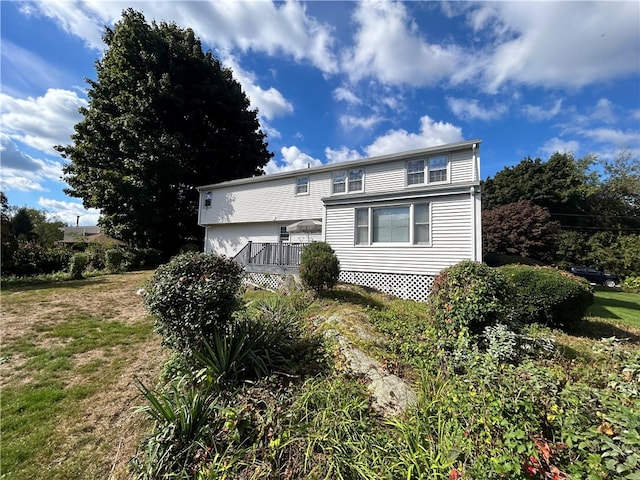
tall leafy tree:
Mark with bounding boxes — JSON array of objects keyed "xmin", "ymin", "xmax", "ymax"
[{"xmin": 57, "ymin": 9, "xmax": 272, "ymax": 258}]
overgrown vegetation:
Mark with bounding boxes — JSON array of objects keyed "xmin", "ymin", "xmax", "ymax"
[{"xmin": 128, "ymin": 258, "xmax": 639, "ymax": 479}]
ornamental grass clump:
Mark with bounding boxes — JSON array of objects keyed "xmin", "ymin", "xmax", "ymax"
[{"xmin": 143, "ymin": 252, "xmax": 244, "ymax": 360}]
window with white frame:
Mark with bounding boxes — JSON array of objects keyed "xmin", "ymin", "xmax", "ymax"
[
  {"xmin": 406, "ymin": 156, "xmax": 449, "ymax": 185},
  {"xmin": 204, "ymin": 191, "xmax": 212, "ymax": 207},
  {"xmin": 355, "ymin": 208, "xmax": 369, "ymax": 245},
  {"xmin": 355, "ymin": 203, "xmax": 430, "ymax": 245},
  {"xmin": 407, "ymin": 160, "xmax": 425, "ymax": 185},
  {"xmin": 279, "ymin": 226, "xmax": 290, "ymax": 242},
  {"xmin": 349, "ymin": 169, "xmax": 364, "ymax": 192},
  {"xmin": 333, "ymin": 169, "xmax": 364, "ymax": 194},
  {"xmin": 333, "ymin": 171, "xmax": 346, "ymax": 193},
  {"xmin": 428, "ymin": 156, "xmax": 447, "ymax": 183},
  {"xmin": 296, "ymin": 176, "xmax": 309, "ymax": 195}
]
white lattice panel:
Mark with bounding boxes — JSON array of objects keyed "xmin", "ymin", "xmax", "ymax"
[
  {"xmin": 243, "ymin": 272, "xmax": 289, "ymax": 291},
  {"xmin": 339, "ymin": 271, "xmax": 434, "ymax": 302}
]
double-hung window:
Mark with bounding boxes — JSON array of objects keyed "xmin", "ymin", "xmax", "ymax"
[
  {"xmin": 407, "ymin": 160, "xmax": 425, "ymax": 185},
  {"xmin": 204, "ymin": 191, "xmax": 212, "ymax": 207},
  {"xmin": 428, "ymin": 156, "xmax": 447, "ymax": 183},
  {"xmin": 355, "ymin": 203, "xmax": 430, "ymax": 246},
  {"xmin": 407, "ymin": 156, "xmax": 448, "ymax": 185},
  {"xmin": 333, "ymin": 169, "xmax": 364, "ymax": 194},
  {"xmin": 332, "ymin": 172, "xmax": 346, "ymax": 193},
  {"xmin": 348, "ymin": 169, "xmax": 364, "ymax": 192},
  {"xmin": 296, "ymin": 176, "xmax": 309, "ymax": 195}
]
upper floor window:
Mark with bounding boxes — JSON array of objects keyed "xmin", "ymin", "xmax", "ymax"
[
  {"xmin": 349, "ymin": 169, "xmax": 364, "ymax": 192},
  {"xmin": 279, "ymin": 226, "xmax": 290, "ymax": 242},
  {"xmin": 204, "ymin": 191, "xmax": 212, "ymax": 207},
  {"xmin": 428, "ymin": 156, "xmax": 447, "ymax": 183},
  {"xmin": 333, "ymin": 169, "xmax": 364, "ymax": 194},
  {"xmin": 407, "ymin": 156, "xmax": 449, "ymax": 185},
  {"xmin": 296, "ymin": 176, "xmax": 309, "ymax": 195},
  {"xmin": 407, "ymin": 160, "xmax": 425, "ymax": 185}
]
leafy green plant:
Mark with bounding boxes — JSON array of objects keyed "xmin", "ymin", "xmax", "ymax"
[
  {"xmin": 428, "ymin": 260, "xmax": 510, "ymax": 336},
  {"xmin": 131, "ymin": 377, "xmax": 221, "ymax": 479},
  {"xmin": 621, "ymin": 276, "xmax": 640, "ymax": 293},
  {"xmin": 143, "ymin": 252, "xmax": 244, "ymax": 359},
  {"xmin": 69, "ymin": 252, "xmax": 88, "ymax": 279},
  {"xmin": 299, "ymin": 241, "xmax": 340, "ymax": 296},
  {"xmin": 105, "ymin": 248, "xmax": 125, "ymax": 273},
  {"xmin": 499, "ymin": 265, "xmax": 593, "ymax": 328}
]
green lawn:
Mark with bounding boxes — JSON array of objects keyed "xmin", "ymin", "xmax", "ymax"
[{"xmin": 587, "ymin": 287, "xmax": 640, "ymax": 327}]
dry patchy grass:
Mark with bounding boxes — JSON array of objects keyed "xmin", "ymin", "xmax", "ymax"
[{"xmin": 1, "ymin": 271, "xmax": 168, "ymax": 480}]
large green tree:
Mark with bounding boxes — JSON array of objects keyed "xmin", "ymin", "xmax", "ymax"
[{"xmin": 57, "ymin": 9, "xmax": 273, "ymax": 258}]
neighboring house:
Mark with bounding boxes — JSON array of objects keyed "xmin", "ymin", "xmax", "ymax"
[
  {"xmin": 58, "ymin": 226, "xmax": 102, "ymax": 245},
  {"xmin": 197, "ymin": 139, "xmax": 482, "ymax": 301}
]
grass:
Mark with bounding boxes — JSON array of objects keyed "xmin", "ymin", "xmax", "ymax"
[
  {"xmin": 586, "ymin": 287, "xmax": 640, "ymax": 327},
  {"xmin": 0, "ymin": 271, "xmax": 167, "ymax": 480}
]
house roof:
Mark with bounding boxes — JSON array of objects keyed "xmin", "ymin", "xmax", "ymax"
[{"xmin": 197, "ymin": 138, "xmax": 482, "ymax": 191}]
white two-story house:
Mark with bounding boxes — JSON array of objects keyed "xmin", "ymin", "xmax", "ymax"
[{"xmin": 197, "ymin": 139, "xmax": 482, "ymax": 301}]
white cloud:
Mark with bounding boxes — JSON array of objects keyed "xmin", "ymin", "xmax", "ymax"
[
  {"xmin": 465, "ymin": 2, "xmax": 640, "ymax": 92},
  {"xmin": 325, "ymin": 146, "xmax": 362, "ymax": 164},
  {"xmin": 343, "ymin": 1, "xmax": 463, "ymax": 86},
  {"xmin": 447, "ymin": 97, "xmax": 507, "ymax": 121},
  {"xmin": 28, "ymin": 0, "xmax": 338, "ymax": 74},
  {"xmin": 333, "ymin": 87, "xmax": 362, "ymax": 106},
  {"xmin": 37, "ymin": 197, "xmax": 100, "ymax": 226},
  {"xmin": 264, "ymin": 145, "xmax": 323, "ymax": 174},
  {"xmin": 0, "ymin": 135, "xmax": 65, "ymax": 193},
  {"xmin": 522, "ymin": 99, "xmax": 563, "ymax": 122},
  {"xmin": 364, "ymin": 115, "xmax": 464, "ymax": 157},
  {"xmin": 339, "ymin": 114, "xmax": 383, "ymax": 130},
  {"xmin": 221, "ymin": 54, "xmax": 293, "ymax": 122},
  {"xmin": 540, "ymin": 138, "xmax": 580, "ymax": 158},
  {"xmin": 592, "ymin": 98, "xmax": 616, "ymax": 124},
  {"xmin": 581, "ymin": 128, "xmax": 638, "ymax": 147},
  {"xmin": 0, "ymin": 88, "xmax": 86, "ymax": 155}
]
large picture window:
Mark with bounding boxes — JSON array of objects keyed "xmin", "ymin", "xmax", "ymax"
[
  {"xmin": 373, "ymin": 206, "xmax": 409, "ymax": 242},
  {"xmin": 355, "ymin": 203, "xmax": 431, "ymax": 246}
]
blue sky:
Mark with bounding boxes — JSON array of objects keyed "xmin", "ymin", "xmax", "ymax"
[{"xmin": 1, "ymin": 1, "xmax": 639, "ymax": 226}]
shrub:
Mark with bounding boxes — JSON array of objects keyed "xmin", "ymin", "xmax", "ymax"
[
  {"xmin": 105, "ymin": 248, "xmax": 124, "ymax": 273},
  {"xmin": 126, "ymin": 247, "xmax": 163, "ymax": 270},
  {"xmin": 621, "ymin": 276, "xmax": 640, "ymax": 293},
  {"xmin": 498, "ymin": 265, "xmax": 593, "ymax": 328},
  {"xmin": 85, "ymin": 244, "xmax": 106, "ymax": 270},
  {"xmin": 69, "ymin": 252, "xmax": 88, "ymax": 279},
  {"xmin": 3, "ymin": 243, "xmax": 72, "ymax": 276},
  {"xmin": 299, "ymin": 242, "xmax": 340, "ymax": 295},
  {"xmin": 143, "ymin": 252, "xmax": 244, "ymax": 359},
  {"xmin": 428, "ymin": 260, "xmax": 510, "ymax": 336}
]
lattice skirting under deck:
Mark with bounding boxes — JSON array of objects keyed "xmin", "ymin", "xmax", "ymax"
[
  {"xmin": 339, "ymin": 271, "xmax": 435, "ymax": 302},
  {"xmin": 243, "ymin": 272, "xmax": 295, "ymax": 292},
  {"xmin": 244, "ymin": 270, "xmax": 435, "ymax": 301}
]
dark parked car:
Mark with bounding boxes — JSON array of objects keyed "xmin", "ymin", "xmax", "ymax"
[{"xmin": 569, "ymin": 266, "xmax": 619, "ymax": 287}]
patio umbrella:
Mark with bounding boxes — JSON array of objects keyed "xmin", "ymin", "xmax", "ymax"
[{"xmin": 286, "ymin": 219, "xmax": 322, "ymax": 241}]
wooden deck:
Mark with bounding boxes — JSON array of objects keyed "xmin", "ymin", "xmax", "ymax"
[{"xmin": 233, "ymin": 241, "xmax": 308, "ymax": 274}]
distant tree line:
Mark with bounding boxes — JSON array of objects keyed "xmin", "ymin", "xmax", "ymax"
[{"xmin": 481, "ymin": 151, "xmax": 640, "ymax": 277}]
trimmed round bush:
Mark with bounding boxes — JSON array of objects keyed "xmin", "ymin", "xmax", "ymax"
[
  {"xmin": 69, "ymin": 252, "xmax": 88, "ymax": 279},
  {"xmin": 428, "ymin": 260, "xmax": 510, "ymax": 336},
  {"xmin": 143, "ymin": 252, "xmax": 244, "ymax": 358},
  {"xmin": 299, "ymin": 242, "xmax": 340, "ymax": 295},
  {"xmin": 105, "ymin": 248, "xmax": 124, "ymax": 273},
  {"xmin": 498, "ymin": 265, "xmax": 593, "ymax": 328}
]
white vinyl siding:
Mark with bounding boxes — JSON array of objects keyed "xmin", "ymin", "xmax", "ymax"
[
  {"xmin": 199, "ymin": 172, "xmax": 330, "ymax": 225},
  {"xmin": 326, "ymin": 195, "xmax": 473, "ymax": 276}
]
